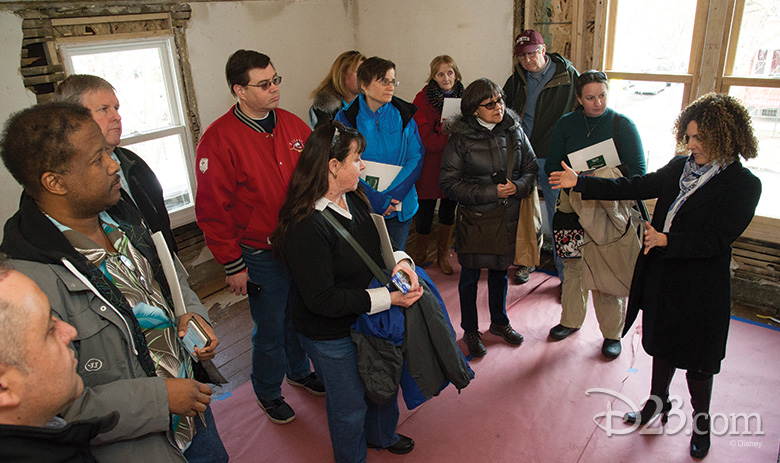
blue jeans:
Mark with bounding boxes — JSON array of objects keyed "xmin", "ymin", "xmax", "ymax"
[
  {"xmin": 299, "ymin": 335, "xmax": 400, "ymax": 463},
  {"xmin": 183, "ymin": 405, "xmax": 229, "ymax": 462},
  {"xmin": 385, "ymin": 216, "xmax": 412, "ymax": 251},
  {"xmin": 458, "ymin": 267, "xmax": 510, "ymax": 333},
  {"xmin": 537, "ymin": 158, "xmax": 564, "ymax": 281},
  {"xmin": 242, "ymin": 247, "xmax": 311, "ymax": 400}
]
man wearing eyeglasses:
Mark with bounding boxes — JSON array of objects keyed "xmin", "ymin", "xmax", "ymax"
[
  {"xmin": 195, "ymin": 49, "xmax": 323, "ymax": 426},
  {"xmin": 503, "ymin": 29, "xmax": 579, "ymax": 285}
]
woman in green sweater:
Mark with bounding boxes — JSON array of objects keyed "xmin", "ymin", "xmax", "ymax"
[{"xmin": 544, "ymin": 70, "xmax": 646, "ymax": 359}]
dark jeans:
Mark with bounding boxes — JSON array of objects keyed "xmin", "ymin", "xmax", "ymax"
[
  {"xmin": 385, "ymin": 216, "xmax": 413, "ymax": 251},
  {"xmin": 242, "ymin": 247, "xmax": 311, "ymax": 400},
  {"xmin": 298, "ymin": 335, "xmax": 400, "ymax": 463},
  {"xmin": 415, "ymin": 198, "xmax": 457, "ymax": 234},
  {"xmin": 458, "ymin": 267, "xmax": 509, "ymax": 332},
  {"xmin": 183, "ymin": 405, "xmax": 229, "ymax": 462}
]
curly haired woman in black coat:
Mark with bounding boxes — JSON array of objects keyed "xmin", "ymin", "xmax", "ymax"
[{"xmin": 551, "ymin": 93, "xmax": 761, "ymax": 459}]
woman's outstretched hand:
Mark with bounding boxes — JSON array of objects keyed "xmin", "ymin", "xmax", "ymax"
[
  {"xmin": 549, "ymin": 161, "xmax": 578, "ymax": 190},
  {"xmin": 643, "ymin": 221, "xmax": 668, "ymax": 254}
]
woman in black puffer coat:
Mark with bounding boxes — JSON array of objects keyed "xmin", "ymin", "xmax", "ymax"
[{"xmin": 440, "ymin": 78, "xmax": 538, "ymax": 358}]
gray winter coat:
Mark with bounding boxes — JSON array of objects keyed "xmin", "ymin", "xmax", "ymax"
[
  {"xmin": 1, "ymin": 194, "xmax": 210, "ymax": 463},
  {"xmin": 440, "ymin": 110, "xmax": 538, "ymax": 270}
]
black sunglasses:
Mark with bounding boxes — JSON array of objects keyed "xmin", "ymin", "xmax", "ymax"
[
  {"xmin": 331, "ymin": 123, "xmax": 360, "ymax": 149},
  {"xmin": 479, "ymin": 96, "xmax": 505, "ymax": 110}
]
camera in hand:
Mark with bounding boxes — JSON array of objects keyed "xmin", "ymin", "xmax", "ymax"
[{"xmin": 391, "ymin": 270, "xmax": 412, "ymax": 294}]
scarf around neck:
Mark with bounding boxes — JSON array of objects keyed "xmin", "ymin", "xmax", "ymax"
[
  {"xmin": 427, "ymin": 80, "xmax": 464, "ymax": 114},
  {"xmin": 663, "ymin": 155, "xmax": 727, "ymax": 232}
]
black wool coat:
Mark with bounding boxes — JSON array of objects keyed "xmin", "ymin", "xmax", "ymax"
[{"xmin": 575, "ymin": 155, "xmax": 761, "ymax": 373}]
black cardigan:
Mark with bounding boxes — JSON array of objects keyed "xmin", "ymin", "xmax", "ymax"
[{"xmin": 284, "ymin": 192, "xmax": 388, "ymax": 340}]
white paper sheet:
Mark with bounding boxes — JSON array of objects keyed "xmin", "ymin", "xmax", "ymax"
[
  {"xmin": 151, "ymin": 231, "xmax": 186, "ymax": 318},
  {"xmin": 567, "ymin": 138, "xmax": 621, "ymax": 172},
  {"xmin": 371, "ymin": 213, "xmax": 397, "ymax": 271},
  {"xmin": 361, "ymin": 160, "xmax": 403, "ymax": 211},
  {"xmin": 441, "ymin": 98, "xmax": 462, "ymax": 122}
]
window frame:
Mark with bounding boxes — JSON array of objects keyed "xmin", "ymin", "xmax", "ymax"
[
  {"xmin": 599, "ymin": 0, "xmax": 780, "ymax": 233},
  {"xmin": 57, "ymin": 34, "xmax": 197, "ymax": 228}
]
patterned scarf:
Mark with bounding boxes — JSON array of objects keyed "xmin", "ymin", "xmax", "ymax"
[
  {"xmin": 62, "ymin": 218, "xmax": 195, "ymax": 450},
  {"xmin": 426, "ymin": 80, "xmax": 465, "ymax": 114},
  {"xmin": 663, "ymin": 155, "xmax": 727, "ymax": 232}
]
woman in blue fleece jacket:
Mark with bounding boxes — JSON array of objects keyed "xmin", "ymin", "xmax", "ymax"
[{"xmin": 336, "ymin": 56, "xmax": 425, "ymax": 251}]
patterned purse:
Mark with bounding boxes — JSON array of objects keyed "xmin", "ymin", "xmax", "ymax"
[{"xmin": 552, "ymin": 211, "xmax": 584, "ymax": 258}]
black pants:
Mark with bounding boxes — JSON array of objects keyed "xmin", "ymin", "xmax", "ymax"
[{"xmin": 415, "ymin": 198, "xmax": 457, "ymax": 234}]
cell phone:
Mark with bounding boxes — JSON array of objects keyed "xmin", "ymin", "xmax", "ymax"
[
  {"xmin": 491, "ymin": 170, "xmax": 507, "ymax": 184},
  {"xmin": 390, "ymin": 270, "xmax": 412, "ymax": 294},
  {"xmin": 247, "ymin": 280, "xmax": 262, "ymax": 296},
  {"xmin": 181, "ymin": 317, "xmax": 212, "ymax": 360}
]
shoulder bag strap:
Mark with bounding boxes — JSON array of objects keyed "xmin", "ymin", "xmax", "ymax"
[{"xmin": 320, "ymin": 208, "xmax": 390, "ymax": 286}]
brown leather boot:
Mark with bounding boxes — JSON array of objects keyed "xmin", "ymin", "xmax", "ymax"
[
  {"xmin": 437, "ymin": 224, "xmax": 454, "ymax": 275},
  {"xmin": 411, "ymin": 232, "xmax": 430, "ymax": 266}
]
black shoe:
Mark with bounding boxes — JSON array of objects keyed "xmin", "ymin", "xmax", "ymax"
[
  {"xmin": 488, "ymin": 323, "xmax": 524, "ymax": 345},
  {"xmin": 549, "ymin": 324, "xmax": 580, "ymax": 341},
  {"xmin": 513, "ymin": 265, "xmax": 536, "ymax": 284},
  {"xmin": 690, "ymin": 412, "xmax": 711, "ymax": 458},
  {"xmin": 368, "ymin": 434, "xmax": 415, "ymax": 455},
  {"xmin": 256, "ymin": 396, "xmax": 296, "ymax": 424},
  {"xmin": 601, "ymin": 339, "xmax": 622, "ymax": 359},
  {"xmin": 463, "ymin": 331, "xmax": 487, "ymax": 357},
  {"xmin": 286, "ymin": 372, "xmax": 326, "ymax": 396},
  {"xmin": 623, "ymin": 397, "xmax": 672, "ymax": 426}
]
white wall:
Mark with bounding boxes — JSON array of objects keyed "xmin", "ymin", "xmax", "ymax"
[
  {"xmin": 187, "ymin": 1, "xmax": 357, "ymax": 127},
  {"xmin": 0, "ymin": 1, "xmax": 515, "ymax": 239},
  {"xmin": 353, "ymin": 0, "xmax": 514, "ymax": 103},
  {"xmin": 0, "ymin": 11, "xmax": 38, "ymax": 241},
  {"xmin": 187, "ymin": 0, "xmax": 515, "ymax": 127}
]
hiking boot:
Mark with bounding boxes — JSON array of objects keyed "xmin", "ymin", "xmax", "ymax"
[{"xmin": 463, "ymin": 331, "xmax": 487, "ymax": 357}]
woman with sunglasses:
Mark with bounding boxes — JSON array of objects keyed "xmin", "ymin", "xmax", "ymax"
[
  {"xmin": 550, "ymin": 93, "xmax": 761, "ymax": 459},
  {"xmin": 544, "ymin": 70, "xmax": 646, "ymax": 360},
  {"xmin": 271, "ymin": 121, "xmax": 422, "ymax": 463},
  {"xmin": 440, "ymin": 78, "xmax": 538, "ymax": 357},
  {"xmin": 309, "ymin": 50, "xmax": 366, "ymax": 128},
  {"xmin": 410, "ymin": 55, "xmax": 465, "ymax": 275},
  {"xmin": 335, "ymin": 57, "xmax": 424, "ymax": 251}
]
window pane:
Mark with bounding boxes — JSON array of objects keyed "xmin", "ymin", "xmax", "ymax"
[
  {"xmin": 609, "ymin": 80, "xmax": 685, "ymax": 173},
  {"xmin": 731, "ymin": 0, "xmax": 780, "ymax": 77},
  {"xmin": 123, "ymin": 134, "xmax": 193, "ymax": 213},
  {"xmin": 69, "ymin": 45, "xmax": 176, "ymax": 135},
  {"xmin": 730, "ymin": 86, "xmax": 780, "ymax": 219},
  {"xmin": 611, "ymin": 0, "xmax": 697, "ymax": 73}
]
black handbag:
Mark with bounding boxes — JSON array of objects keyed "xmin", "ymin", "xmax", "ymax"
[{"xmin": 455, "ymin": 203, "xmax": 509, "ymax": 255}]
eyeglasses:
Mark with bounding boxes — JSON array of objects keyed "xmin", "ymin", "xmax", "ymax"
[
  {"xmin": 576, "ymin": 70, "xmax": 609, "ymax": 87},
  {"xmin": 516, "ymin": 48, "xmax": 543, "ymax": 60},
  {"xmin": 580, "ymin": 70, "xmax": 608, "ymax": 80},
  {"xmin": 479, "ymin": 96, "xmax": 505, "ymax": 110},
  {"xmin": 244, "ymin": 75, "xmax": 282, "ymax": 90},
  {"xmin": 331, "ymin": 124, "xmax": 360, "ymax": 149},
  {"xmin": 377, "ymin": 78, "xmax": 400, "ymax": 87}
]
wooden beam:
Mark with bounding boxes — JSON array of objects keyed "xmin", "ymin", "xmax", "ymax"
[
  {"xmin": 696, "ymin": 0, "xmax": 730, "ymax": 95},
  {"xmin": 572, "ymin": 0, "xmax": 586, "ymax": 71},
  {"xmin": 51, "ymin": 13, "xmax": 169, "ymax": 27}
]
